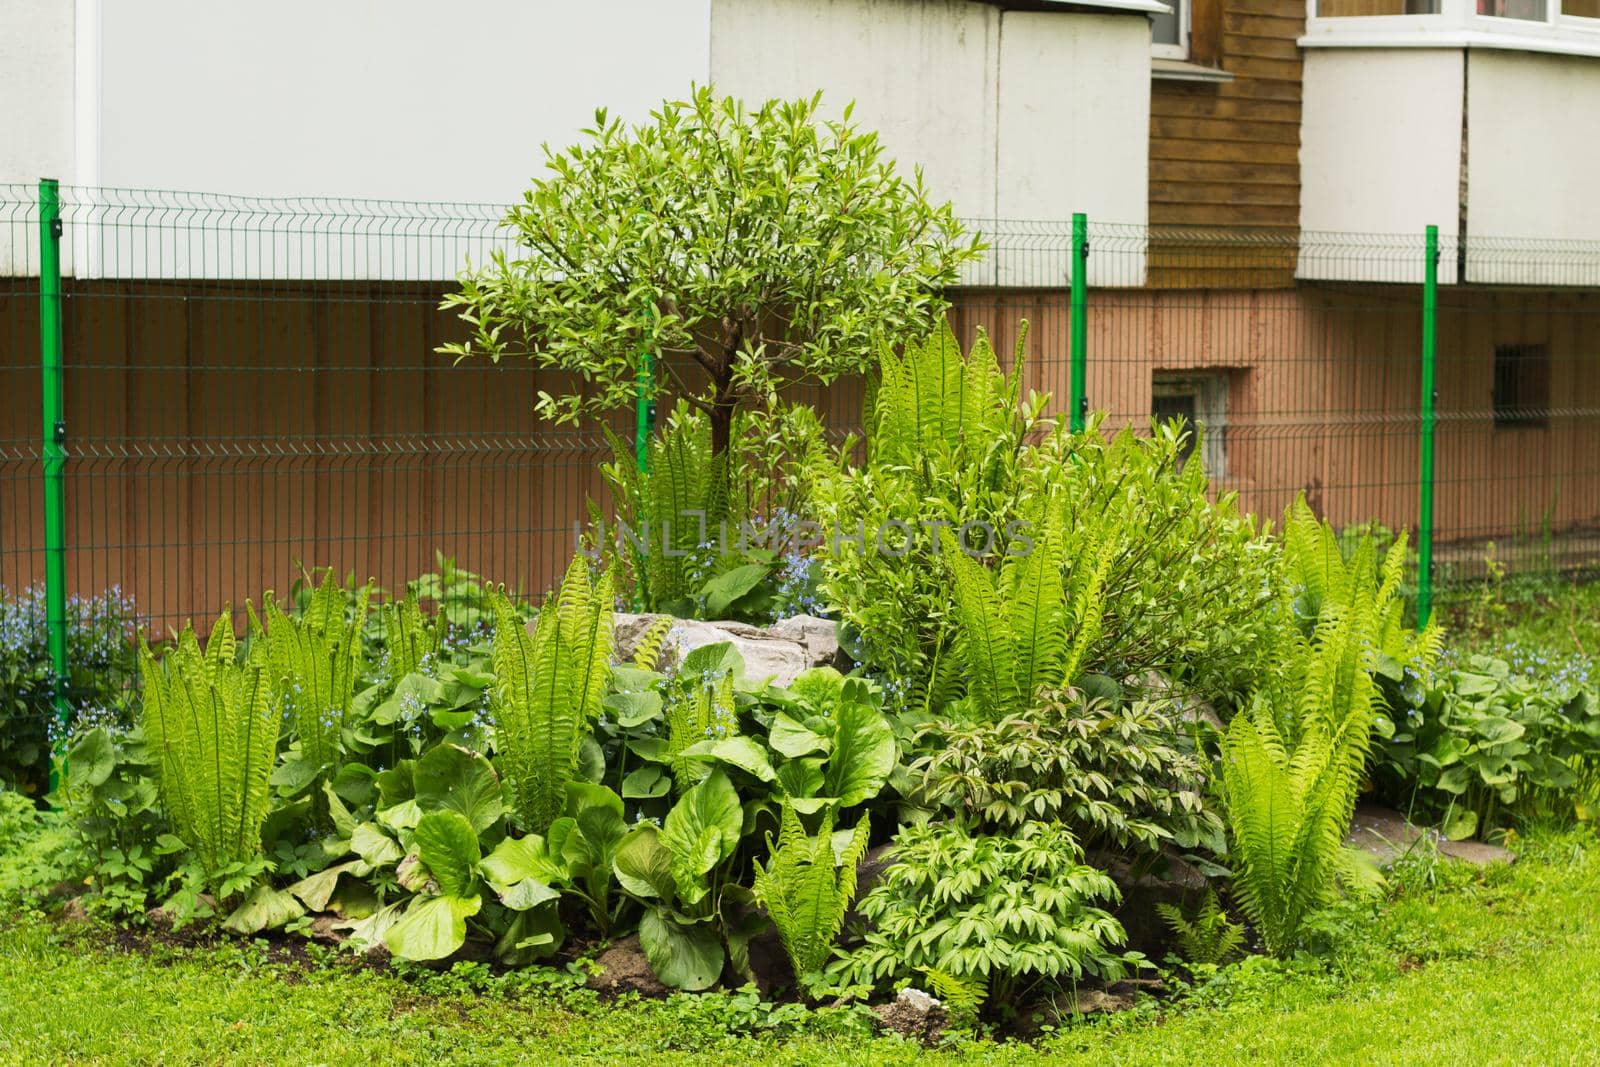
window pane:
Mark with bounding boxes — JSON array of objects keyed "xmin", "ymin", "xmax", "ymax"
[
  {"xmin": 1151, "ymin": 0, "xmax": 1181, "ymax": 45},
  {"xmin": 1479, "ymin": 0, "xmax": 1549, "ymax": 18},
  {"xmin": 1318, "ymin": 0, "xmax": 1439, "ymax": 15},
  {"xmin": 1565, "ymin": 0, "xmax": 1600, "ymax": 18}
]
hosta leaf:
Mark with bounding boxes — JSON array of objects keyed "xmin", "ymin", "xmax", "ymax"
[
  {"xmin": 413, "ymin": 810, "xmax": 481, "ymax": 898},
  {"xmin": 822, "ymin": 700, "xmax": 896, "ymax": 807},
  {"xmin": 480, "ymin": 834, "xmax": 565, "ymax": 889},
  {"xmin": 769, "ymin": 713, "xmax": 831, "ymax": 758},
  {"xmin": 604, "ymin": 690, "xmax": 663, "ymax": 728},
  {"xmin": 701, "ymin": 563, "xmax": 770, "ymax": 619},
  {"xmin": 288, "ymin": 859, "xmax": 371, "ymax": 912},
  {"xmin": 679, "ymin": 736, "xmax": 777, "ymax": 782},
  {"xmin": 639, "ymin": 909, "xmax": 724, "ymax": 991},
  {"xmin": 384, "ymin": 894, "xmax": 482, "ymax": 961},
  {"xmin": 621, "ymin": 765, "xmax": 671, "ymax": 799},
  {"xmin": 662, "ymin": 769, "xmax": 741, "ymax": 879},
  {"xmin": 613, "ymin": 824, "xmax": 675, "ymax": 900},
  {"xmin": 414, "ymin": 743, "xmax": 504, "ymax": 833},
  {"xmin": 351, "ymin": 822, "xmax": 404, "ymax": 867},
  {"xmin": 222, "ymin": 884, "xmax": 305, "ymax": 934}
]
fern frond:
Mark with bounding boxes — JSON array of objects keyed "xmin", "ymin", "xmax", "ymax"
[
  {"xmin": 630, "ymin": 615, "xmax": 674, "ymax": 672},
  {"xmin": 752, "ymin": 802, "xmax": 870, "ymax": 980},
  {"xmin": 942, "ymin": 529, "xmax": 1017, "ymax": 717}
]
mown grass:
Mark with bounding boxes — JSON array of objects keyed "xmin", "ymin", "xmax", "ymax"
[{"xmin": 4, "ymin": 828, "xmax": 1600, "ymax": 1065}]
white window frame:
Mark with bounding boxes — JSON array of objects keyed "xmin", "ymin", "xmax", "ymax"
[
  {"xmin": 1304, "ymin": 0, "xmax": 1600, "ymax": 57},
  {"xmin": 1151, "ymin": 1, "xmax": 1189, "ymax": 60}
]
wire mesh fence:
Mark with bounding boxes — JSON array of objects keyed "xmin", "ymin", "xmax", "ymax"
[{"xmin": 3, "ymin": 183, "xmax": 1599, "ymax": 639}]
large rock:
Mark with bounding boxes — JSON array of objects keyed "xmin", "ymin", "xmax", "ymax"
[
  {"xmin": 871, "ymin": 987, "xmax": 946, "ymax": 1043},
  {"xmin": 587, "ymin": 935, "xmax": 670, "ymax": 997},
  {"xmin": 1346, "ymin": 804, "xmax": 1516, "ymax": 867},
  {"xmin": 1091, "ymin": 848, "xmax": 1210, "ymax": 957},
  {"xmin": 608, "ymin": 612, "xmax": 843, "ymax": 688}
]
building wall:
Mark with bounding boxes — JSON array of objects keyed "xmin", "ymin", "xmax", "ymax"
[
  {"xmin": 1298, "ymin": 47, "xmax": 1464, "ymax": 283},
  {"xmin": 1148, "ymin": 0, "xmax": 1307, "ymax": 288},
  {"xmin": 709, "ymin": 0, "xmax": 1151, "ymax": 286},
  {"xmin": 1466, "ymin": 50, "xmax": 1600, "ymax": 284},
  {"xmin": 0, "ymin": 0, "xmax": 75, "ymax": 275},
  {"xmin": 5, "ymin": 282, "xmax": 1597, "ymax": 621}
]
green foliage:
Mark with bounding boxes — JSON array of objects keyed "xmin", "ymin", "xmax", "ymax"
[
  {"xmin": 812, "ymin": 325, "xmax": 1283, "ymax": 716},
  {"xmin": 750, "ymin": 802, "xmax": 870, "ymax": 985},
  {"xmin": 1375, "ymin": 652, "xmax": 1600, "ymax": 838},
  {"xmin": 441, "ymin": 86, "xmax": 979, "ymax": 457},
  {"xmin": 833, "ymin": 820, "xmax": 1133, "ymax": 1007},
  {"xmin": 259, "ymin": 572, "xmax": 372, "ymax": 776},
  {"xmin": 911, "ymin": 689, "xmax": 1222, "ymax": 856},
  {"xmin": 139, "ymin": 612, "xmax": 278, "ymax": 873},
  {"xmin": 0, "ymin": 585, "xmax": 140, "ymax": 796},
  {"xmin": 490, "ymin": 560, "xmax": 613, "ymax": 833},
  {"xmin": 1222, "ymin": 502, "xmax": 1439, "ymax": 956},
  {"xmin": 1156, "ymin": 890, "xmax": 1245, "ymax": 966}
]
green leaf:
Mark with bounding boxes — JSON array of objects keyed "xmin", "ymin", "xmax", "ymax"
[
  {"xmin": 222, "ymin": 884, "xmax": 305, "ymax": 935},
  {"xmin": 1443, "ymin": 807, "xmax": 1478, "ymax": 842},
  {"xmin": 822, "ymin": 700, "xmax": 896, "ymax": 807},
  {"xmin": 701, "ymin": 563, "xmax": 770, "ymax": 619},
  {"xmin": 67, "ymin": 728, "xmax": 115, "ymax": 789},
  {"xmin": 605, "ymin": 690, "xmax": 663, "ymax": 728},
  {"xmin": 680, "ymin": 736, "xmax": 777, "ymax": 783},
  {"xmin": 621, "ymin": 765, "xmax": 671, "ymax": 799},
  {"xmin": 613, "ymin": 824, "xmax": 676, "ymax": 900},
  {"xmin": 769, "ymin": 713, "xmax": 830, "ymax": 758},
  {"xmin": 288, "ymin": 859, "xmax": 370, "ymax": 912},
  {"xmin": 775, "ymin": 758, "xmax": 825, "ymax": 801},
  {"xmin": 413, "ymin": 810, "xmax": 482, "ymax": 898},
  {"xmin": 384, "ymin": 894, "xmax": 482, "ymax": 961},
  {"xmin": 639, "ymin": 909, "xmax": 724, "ymax": 991},
  {"xmin": 351, "ymin": 822, "xmax": 404, "ymax": 867},
  {"xmin": 680, "ymin": 641, "xmax": 743, "ymax": 679},
  {"xmin": 479, "ymin": 834, "xmax": 565, "ymax": 889},
  {"xmin": 414, "ymin": 743, "xmax": 504, "ymax": 833}
]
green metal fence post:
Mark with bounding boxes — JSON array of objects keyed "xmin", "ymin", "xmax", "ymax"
[
  {"xmin": 1417, "ymin": 224, "xmax": 1439, "ymax": 628},
  {"xmin": 1069, "ymin": 212, "xmax": 1088, "ymax": 433},
  {"xmin": 38, "ymin": 178, "xmax": 70, "ymax": 794}
]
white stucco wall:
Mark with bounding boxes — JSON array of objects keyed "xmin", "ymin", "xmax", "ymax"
[
  {"xmin": 0, "ymin": 0, "xmax": 75, "ymax": 274},
  {"xmin": 709, "ymin": 0, "xmax": 1151, "ymax": 285},
  {"xmin": 1466, "ymin": 50, "xmax": 1600, "ymax": 285},
  {"xmin": 1298, "ymin": 48, "xmax": 1463, "ymax": 283}
]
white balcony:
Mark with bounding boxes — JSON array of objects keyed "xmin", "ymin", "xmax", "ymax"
[{"xmin": 1299, "ymin": 0, "xmax": 1600, "ymax": 284}]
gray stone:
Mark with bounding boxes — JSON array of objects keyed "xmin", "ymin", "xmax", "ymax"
[
  {"xmin": 1345, "ymin": 804, "xmax": 1516, "ymax": 867},
  {"xmin": 607, "ymin": 612, "xmax": 843, "ymax": 689},
  {"xmin": 871, "ymin": 987, "xmax": 946, "ymax": 1043}
]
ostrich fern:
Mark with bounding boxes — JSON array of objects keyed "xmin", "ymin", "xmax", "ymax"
[
  {"xmin": 751, "ymin": 802, "xmax": 870, "ymax": 983},
  {"xmin": 490, "ymin": 558, "xmax": 614, "ymax": 833},
  {"xmin": 139, "ymin": 611, "xmax": 278, "ymax": 872},
  {"xmin": 1222, "ymin": 504, "xmax": 1440, "ymax": 955},
  {"xmin": 256, "ymin": 573, "xmax": 370, "ymax": 773}
]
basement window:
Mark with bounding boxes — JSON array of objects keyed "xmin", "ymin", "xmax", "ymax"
[
  {"xmin": 1152, "ymin": 371, "xmax": 1228, "ymax": 477},
  {"xmin": 1152, "ymin": 0, "xmax": 1188, "ymax": 59},
  {"xmin": 1493, "ymin": 343, "xmax": 1550, "ymax": 428}
]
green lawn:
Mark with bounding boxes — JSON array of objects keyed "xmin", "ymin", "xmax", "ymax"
[{"xmin": 5, "ymin": 829, "xmax": 1600, "ymax": 1065}]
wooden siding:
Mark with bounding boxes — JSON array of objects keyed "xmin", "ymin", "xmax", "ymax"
[{"xmin": 1148, "ymin": 1, "xmax": 1307, "ymax": 288}]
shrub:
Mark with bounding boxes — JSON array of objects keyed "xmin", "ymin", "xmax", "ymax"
[
  {"xmin": 911, "ymin": 689, "xmax": 1223, "ymax": 858},
  {"xmin": 832, "ymin": 820, "xmax": 1134, "ymax": 1009},
  {"xmin": 810, "ymin": 325, "xmax": 1283, "ymax": 716},
  {"xmin": 0, "ymin": 585, "xmax": 139, "ymax": 796},
  {"xmin": 441, "ymin": 86, "xmax": 979, "ymax": 459}
]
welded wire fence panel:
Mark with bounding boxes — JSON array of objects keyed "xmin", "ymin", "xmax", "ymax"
[{"xmin": 3, "ymin": 184, "xmax": 1599, "ymax": 638}]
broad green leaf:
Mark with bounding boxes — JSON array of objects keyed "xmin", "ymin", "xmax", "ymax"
[
  {"xmin": 662, "ymin": 769, "xmax": 741, "ymax": 876},
  {"xmin": 222, "ymin": 884, "xmax": 305, "ymax": 934},
  {"xmin": 1443, "ymin": 807, "xmax": 1478, "ymax": 842},
  {"xmin": 785, "ymin": 666, "xmax": 847, "ymax": 710},
  {"xmin": 604, "ymin": 690, "xmax": 663, "ymax": 728},
  {"xmin": 384, "ymin": 894, "xmax": 482, "ymax": 961},
  {"xmin": 480, "ymin": 834, "xmax": 565, "ymax": 889},
  {"xmin": 613, "ymin": 824, "xmax": 675, "ymax": 900},
  {"xmin": 701, "ymin": 563, "xmax": 769, "ymax": 618},
  {"xmin": 769, "ymin": 713, "xmax": 830, "ymax": 758},
  {"xmin": 639, "ymin": 909, "xmax": 724, "ymax": 991},
  {"xmin": 371, "ymin": 673, "xmax": 449, "ymax": 725},
  {"xmin": 622, "ymin": 765, "xmax": 671, "ymax": 799},
  {"xmin": 67, "ymin": 728, "xmax": 115, "ymax": 789},
  {"xmin": 414, "ymin": 743, "xmax": 504, "ymax": 833},
  {"xmin": 822, "ymin": 700, "xmax": 896, "ymax": 807},
  {"xmin": 680, "ymin": 736, "xmax": 777, "ymax": 782},
  {"xmin": 351, "ymin": 822, "xmax": 404, "ymax": 867},
  {"xmin": 413, "ymin": 810, "xmax": 482, "ymax": 898},
  {"xmin": 680, "ymin": 641, "xmax": 744, "ymax": 679},
  {"xmin": 287, "ymin": 859, "xmax": 371, "ymax": 912},
  {"xmin": 775, "ymin": 757, "xmax": 825, "ymax": 800}
]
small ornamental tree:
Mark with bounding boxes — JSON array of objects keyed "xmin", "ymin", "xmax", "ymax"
[{"xmin": 440, "ymin": 87, "xmax": 982, "ymax": 457}]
